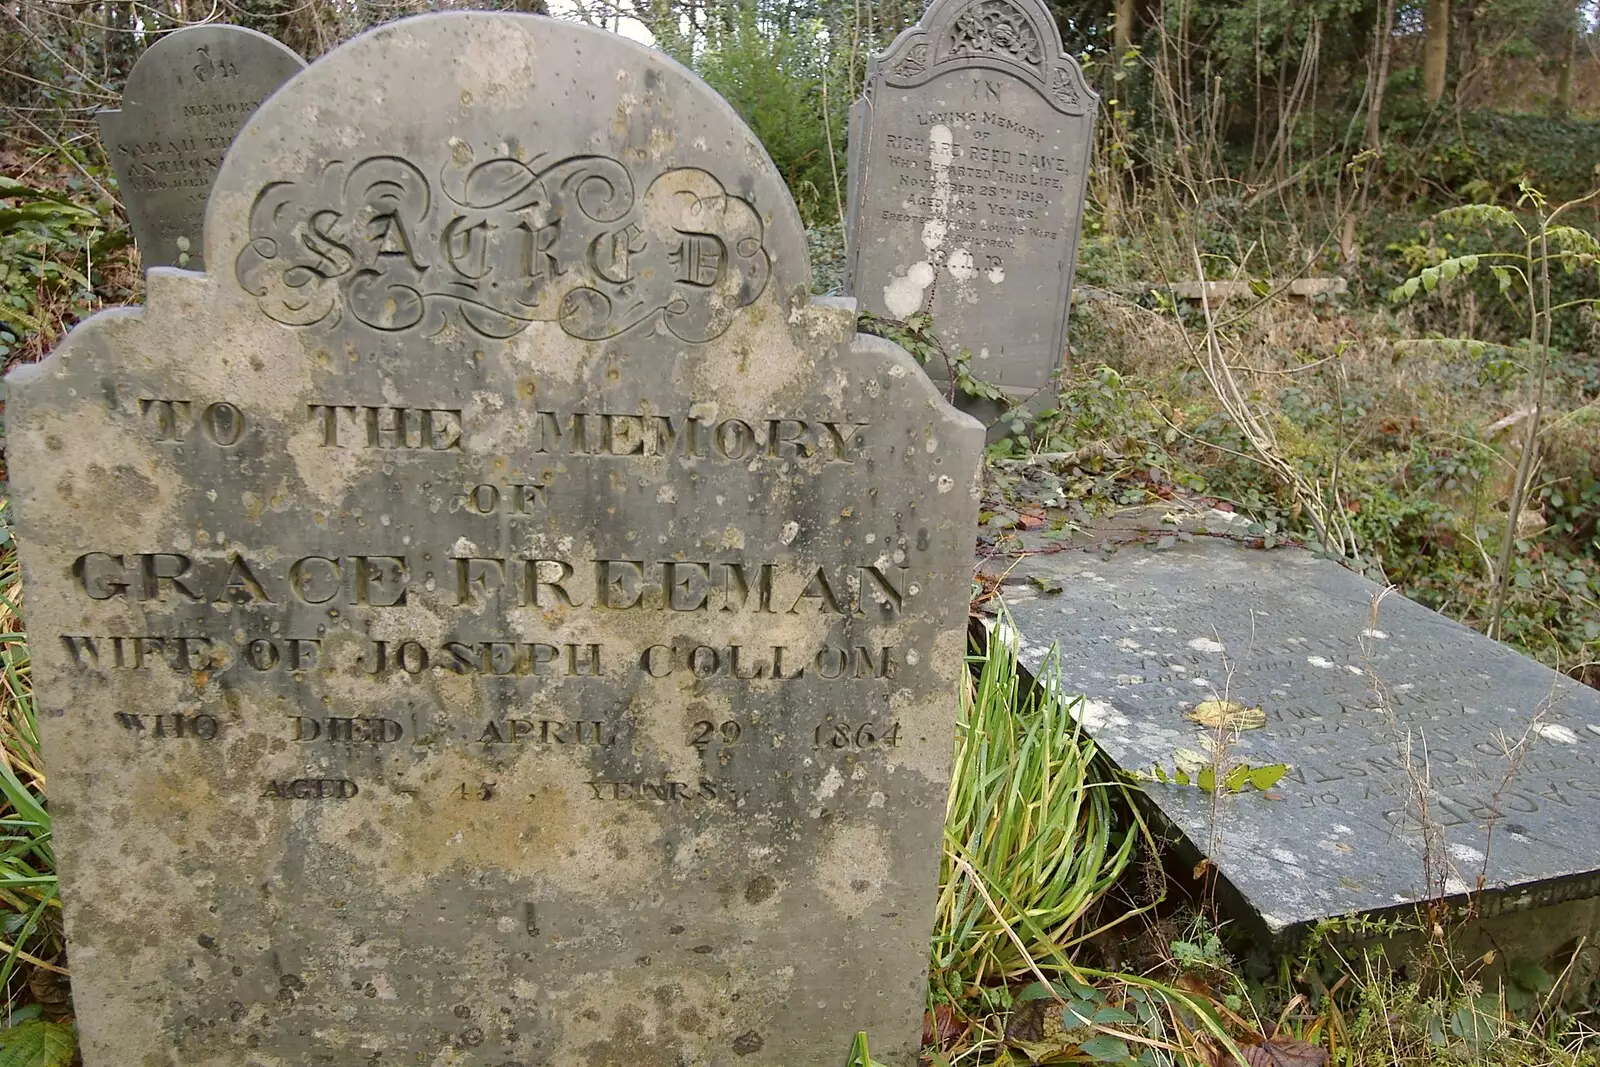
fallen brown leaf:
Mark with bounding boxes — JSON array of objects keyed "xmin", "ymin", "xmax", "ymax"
[
  {"xmin": 930, "ymin": 1003, "xmax": 962, "ymax": 1049},
  {"xmin": 1003, "ymin": 998, "xmax": 1049, "ymax": 1044},
  {"xmin": 1243, "ymin": 1038, "xmax": 1329, "ymax": 1067}
]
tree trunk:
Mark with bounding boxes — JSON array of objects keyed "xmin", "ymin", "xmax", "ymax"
[
  {"xmin": 1366, "ymin": 0, "xmax": 1396, "ymax": 151},
  {"xmin": 1556, "ymin": 14, "xmax": 1577, "ymax": 117},
  {"xmin": 1113, "ymin": 0, "xmax": 1134, "ymax": 55},
  {"xmin": 1423, "ymin": 0, "xmax": 1449, "ymax": 105}
]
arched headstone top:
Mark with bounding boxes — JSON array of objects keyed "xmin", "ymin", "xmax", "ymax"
[
  {"xmin": 869, "ymin": 0, "xmax": 1096, "ymax": 117},
  {"xmin": 207, "ymin": 12, "xmax": 810, "ymax": 345},
  {"xmin": 97, "ymin": 23, "xmax": 305, "ymax": 271},
  {"xmin": 119, "ymin": 23, "xmax": 304, "ymax": 103}
]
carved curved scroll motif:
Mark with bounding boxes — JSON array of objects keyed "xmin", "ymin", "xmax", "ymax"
[{"xmin": 235, "ymin": 148, "xmax": 770, "ymax": 342}]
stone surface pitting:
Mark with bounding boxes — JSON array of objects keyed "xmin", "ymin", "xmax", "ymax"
[
  {"xmin": 11, "ymin": 14, "xmax": 982, "ymax": 1067},
  {"xmin": 845, "ymin": 0, "xmax": 1096, "ymax": 408},
  {"xmin": 98, "ymin": 23, "xmax": 305, "ymax": 271},
  {"xmin": 1000, "ymin": 540, "xmax": 1600, "ymax": 936}
]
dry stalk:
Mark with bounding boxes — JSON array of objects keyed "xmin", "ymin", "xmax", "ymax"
[{"xmin": 1184, "ymin": 243, "xmax": 1363, "ymax": 564}]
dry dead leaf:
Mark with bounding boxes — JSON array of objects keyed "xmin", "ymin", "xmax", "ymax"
[
  {"xmin": 1243, "ymin": 1038, "xmax": 1329, "ymax": 1067},
  {"xmin": 1003, "ymin": 998, "xmax": 1049, "ymax": 1044},
  {"xmin": 923, "ymin": 1003, "xmax": 962, "ymax": 1049},
  {"xmin": 1188, "ymin": 700, "xmax": 1266, "ymax": 730}
]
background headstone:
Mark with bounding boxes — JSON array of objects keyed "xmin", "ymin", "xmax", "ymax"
[
  {"xmin": 846, "ymin": 0, "xmax": 1096, "ymax": 413},
  {"xmin": 998, "ymin": 537, "xmax": 1600, "ymax": 940},
  {"xmin": 11, "ymin": 13, "xmax": 982, "ymax": 1067},
  {"xmin": 97, "ymin": 24, "xmax": 304, "ymax": 271}
]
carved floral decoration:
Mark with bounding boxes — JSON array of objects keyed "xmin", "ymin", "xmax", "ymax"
[
  {"xmin": 946, "ymin": 0, "xmax": 1043, "ymax": 69},
  {"xmin": 1050, "ymin": 66, "xmax": 1083, "ymax": 109},
  {"xmin": 891, "ymin": 42, "xmax": 929, "ymax": 78},
  {"xmin": 235, "ymin": 146, "xmax": 770, "ymax": 342}
]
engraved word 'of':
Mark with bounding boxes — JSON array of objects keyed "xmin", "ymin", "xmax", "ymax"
[{"xmin": 234, "ymin": 147, "xmax": 771, "ymax": 343}]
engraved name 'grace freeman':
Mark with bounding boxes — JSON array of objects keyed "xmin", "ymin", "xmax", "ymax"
[{"xmin": 7, "ymin": 13, "xmax": 983, "ymax": 1067}]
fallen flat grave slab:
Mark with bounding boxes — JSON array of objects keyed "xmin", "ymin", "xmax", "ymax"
[{"xmin": 998, "ymin": 538, "xmax": 1600, "ymax": 941}]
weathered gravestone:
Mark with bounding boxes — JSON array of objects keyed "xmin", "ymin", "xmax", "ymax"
[
  {"xmin": 98, "ymin": 24, "xmax": 305, "ymax": 271},
  {"xmin": 10, "ymin": 13, "xmax": 983, "ymax": 1066},
  {"xmin": 845, "ymin": 0, "xmax": 1096, "ymax": 412},
  {"xmin": 998, "ymin": 537, "xmax": 1600, "ymax": 943}
]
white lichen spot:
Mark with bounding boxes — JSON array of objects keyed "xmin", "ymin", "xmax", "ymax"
[
  {"xmin": 1307, "ymin": 656, "xmax": 1336, "ymax": 669},
  {"xmin": 1118, "ymin": 638, "xmax": 1141, "ymax": 650},
  {"xmin": 925, "ymin": 437, "xmax": 938, "ymax": 453},
  {"xmin": 936, "ymin": 475, "xmax": 954, "ymax": 493},
  {"xmin": 1345, "ymin": 665, "xmax": 1365, "ymax": 675},
  {"xmin": 1445, "ymin": 877, "xmax": 1471, "ymax": 895},
  {"xmin": 1534, "ymin": 723, "xmax": 1580, "ymax": 745},
  {"xmin": 1448, "ymin": 842, "xmax": 1486, "ymax": 864},
  {"xmin": 1270, "ymin": 848, "xmax": 1299, "ymax": 865},
  {"xmin": 883, "ymin": 261, "xmax": 936, "ymax": 318},
  {"xmin": 1588, "ymin": 724, "xmax": 1600, "ymax": 737},
  {"xmin": 656, "ymin": 485, "xmax": 678, "ymax": 504},
  {"xmin": 947, "ymin": 249, "xmax": 976, "ymax": 281},
  {"xmin": 905, "ymin": 649, "xmax": 920, "ymax": 666},
  {"xmin": 987, "ymin": 262, "xmax": 1005, "ymax": 284},
  {"xmin": 978, "ymin": 346, "xmax": 991, "ymax": 360},
  {"xmin": 1073, "ymin": 699, "xmax": 1130, "ymax": 732},
  {"xmin": 1191, "ymin": 677, "xmax": 1212, "ymax": 687},
  {"xmin": 779, "ymin": 521, "xmax": 800, "ymax": 545},
  {"xmin": 1187, "ymin": 637, "xmax": 1225, "ymax": 654},
  {"xmin": 814, "ymin": 765, "xmax": 845, "ymax": 801},
  {"xmin": 1362, "ymin": 629, "xmax": 1389, "ymax": 639},
  {"xmin": 868, "ymin": 791, "xmax": 886, "ymax": 809}
]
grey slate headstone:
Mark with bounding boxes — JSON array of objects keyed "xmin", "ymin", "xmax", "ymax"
[
  {"xmin": 9, "ymin": 14, "xmax": 983, "ymax": 1067},
  {"xmin": 846, "ymin": 0, "xmax": 1096, "ymax": 411},
  {"xmin": 98, "ymin": 24, "xmax": 304, "ymax": 271},
  {"xmin": 1000, "ymin": 538, "xmax": 1600, "ymax": 940}
]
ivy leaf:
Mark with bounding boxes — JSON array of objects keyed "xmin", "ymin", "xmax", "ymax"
[
  {"xmin": 0, "ymin": 1021, "xmax": 77, "ymax": 1067},
  {"xmin": 1224, "ymin": 763, "xmax": 1252, "ymax": 792},
  {"xmin": 1248, "ymin": 764, "xmax": 1290, "ymax": 790},
  {"xmin": 1197, "ymin": 765, "xmax": 1217, "ymax": 793},
  {"xmin": 1078, "ymin": 1035, "xmax": 1131, "ymax": 1062},
  {"xmin": 1492, "ymin": 266, "xmax": 1512, "ymax": 293},
  {"xmin": 1091, "ymin": 1006, "xmax": 1136, "ymax": 1025},
  {"xmin": 1421, "ymin": 266, "xmax": 1441, "ymax": 292}
]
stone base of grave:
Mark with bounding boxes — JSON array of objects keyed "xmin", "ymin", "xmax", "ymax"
[{"xmin": 983, "ymin": 522, "xmax": 1600, "ymax": 973}]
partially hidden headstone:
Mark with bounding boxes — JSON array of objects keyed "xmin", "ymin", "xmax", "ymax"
[
  {"xmin": 11, "ymin": 14, "xmax": 983, "ymax": 1067},
  {"xmin": 98, "ymin": 24, "xmax": 305, "ymax": 271},
  {"xmin": 998, "ymin": 537, "xmax": 1600, "ymax": 943},
  {"xmin": 846, "ymin": 0, "xmax": 1096, "ymax": 412}
]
